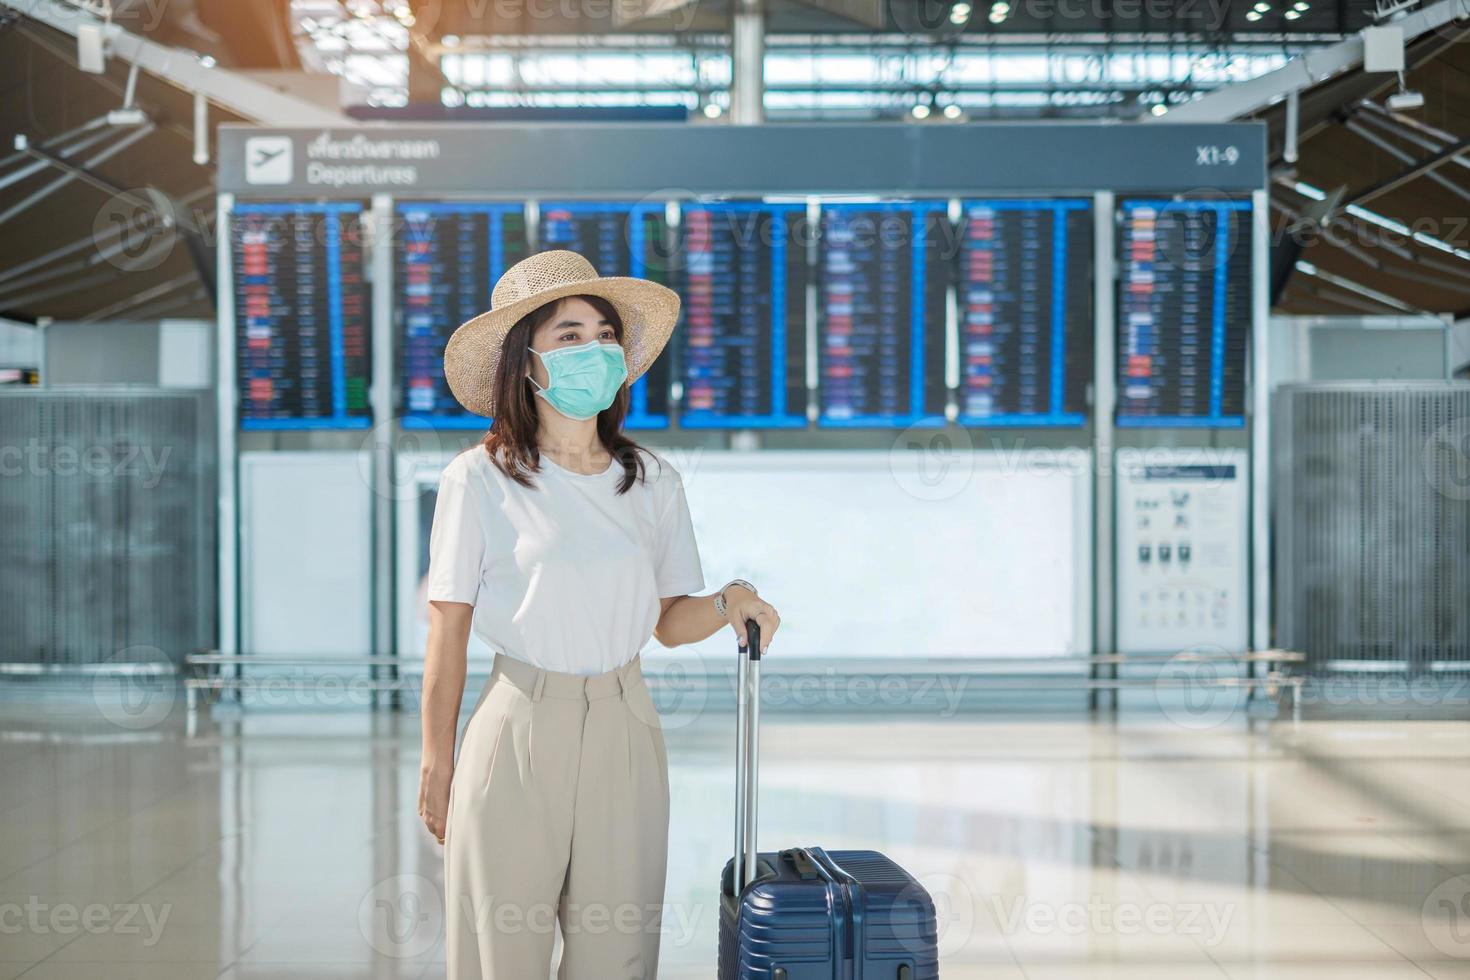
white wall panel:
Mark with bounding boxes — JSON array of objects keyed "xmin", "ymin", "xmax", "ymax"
[
  {"xmin": 669, "ymin": 450, "xmax": 1090, "ymax": 661},
  {"xmin": 396, "ymin": 449, "xmax": 1092, "ymax": 666},
  {"xmin": 241, "ymin": 451, "xmax": 373, "ymax": 658}
]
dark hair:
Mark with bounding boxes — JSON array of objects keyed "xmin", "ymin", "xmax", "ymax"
[{"xmin": 479, "ymin": 293, "xmax": 647, "ymax": 494}]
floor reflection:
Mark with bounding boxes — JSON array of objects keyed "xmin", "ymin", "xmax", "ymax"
[{"xmin": 1, "ymin": 686, "xmax": 1469, "ymax": 979}]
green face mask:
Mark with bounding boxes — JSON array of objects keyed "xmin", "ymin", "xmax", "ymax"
[{"xmin": 529, "ymin": 340, "xmax": 629, "ymax": 420}]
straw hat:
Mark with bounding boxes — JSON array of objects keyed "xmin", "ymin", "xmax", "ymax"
[{"xmin": 443, "ymin": 249, "xmax": 681, "ymax": 418}]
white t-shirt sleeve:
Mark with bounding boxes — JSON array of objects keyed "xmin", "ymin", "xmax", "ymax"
[
  {"xmin": 426, "ymin": 457, "xmax": 485, "ymax": 604},
  {"xmin": 653, "ymin": 459, "xmax": 705, "ymax": 599}
]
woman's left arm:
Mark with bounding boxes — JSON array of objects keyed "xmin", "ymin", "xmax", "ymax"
[{"xmin": 654, "ymin": 584, "xmax": 781, "ymax": 653}]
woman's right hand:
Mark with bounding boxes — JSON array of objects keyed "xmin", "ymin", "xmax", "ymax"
[{"xmin": 418, "ymin": 762, "xmax": 453, "ymax": 845}]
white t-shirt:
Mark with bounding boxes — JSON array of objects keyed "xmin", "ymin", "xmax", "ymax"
[{"xmin": 425, "ymin": 445, "xmax": 705, "ymax": 675}]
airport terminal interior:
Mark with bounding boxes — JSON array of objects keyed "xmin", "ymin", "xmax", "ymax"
[{"xmin": 2, "ymin": 0, "xmax": 1470, "ymax": 977}]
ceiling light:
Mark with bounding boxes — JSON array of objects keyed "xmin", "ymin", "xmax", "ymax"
[
  {"xmin": 1246, "ymin": 10, "xmax": 1263, "ymax": 20},
  {"xmin": 912, "ymin": 103, "xmax": 931, "ymax": 119},
  {"xmin": 1293, "ymin": 1, "xmax": 1308, "ymax": 8},
  {"xmin": 1151, "ymin": 103, "xmax": 1168, "ymax": 116},
  {"xmin": 950, "ymin": 2, "xmax": 972, "ymax": 23},
  {"xmin": 943, "ymin": 103, "xmax": 963, "ymax": 118},
  {"xmin": 1253, "ymin": 2, "xmax": 1269, "ymax": 10},
  {"xmin": 1284, "ymin": 9, "xmax": 1301, "ymax": 18},
  {"xmin": 703, "ymin": 103, "xmax": 722, "ymax": 118}
]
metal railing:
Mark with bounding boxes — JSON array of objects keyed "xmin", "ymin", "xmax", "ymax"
[{"xmin": 181, "ymin": 649, "xmax": 1307, "ymax": 721}]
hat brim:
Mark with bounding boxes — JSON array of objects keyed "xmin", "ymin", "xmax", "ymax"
[{"xmin": 443, "ymin": 276, "xmax": 681, "ymax": 419}]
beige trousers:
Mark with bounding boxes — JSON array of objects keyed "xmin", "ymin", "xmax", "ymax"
[{"xmin": 444, "ymin": 652, "xmax": 670, "ymax": 980}]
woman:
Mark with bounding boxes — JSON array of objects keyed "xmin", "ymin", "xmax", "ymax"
[{"xmin": 416, "ymin": 249, "xmax": 781, "ymax": 980}]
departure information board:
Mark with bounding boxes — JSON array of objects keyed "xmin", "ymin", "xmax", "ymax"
[
  {"xmin": 396, "ymin": 202, "xmax": 529, "ymax": 428},
  {"xmin": 678, "ymin": 202, "xmax": 810, "ymax": 427},
  {"xmin": 1117, "ymin": 199, "xmax": 1253, "ymax": 427},
  {"xmin": 232, "ymin": 202, "xmax": 371, "ymax": 430},
  {"xmin": 956, "ymin": 200, "xmax": 1093, "ymax": 426},
  {"xmin": 537, "ymin": 201, "xmax": 672, "ymax": 429},
  {"xmin": 816, "ymin": 201, "xmax": 952, "ymax": 427}
]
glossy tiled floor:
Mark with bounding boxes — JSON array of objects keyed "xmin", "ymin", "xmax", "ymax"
[{"xmin": 3, "ymin": 680, "xmax": 1470, "ymax": 979}]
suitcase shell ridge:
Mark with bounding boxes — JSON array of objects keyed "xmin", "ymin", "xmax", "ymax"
[{"xmin": 719, "ymin": 848, "xmax": 940, "ymax": 979}]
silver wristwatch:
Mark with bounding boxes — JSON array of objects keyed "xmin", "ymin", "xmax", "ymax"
[{"xmin": 713, "ymin": 578, "xmax": 757, "ymax": 618}]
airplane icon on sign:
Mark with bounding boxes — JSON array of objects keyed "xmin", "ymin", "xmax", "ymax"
[{"xmin": 244, "ymin": 136, "xmax": 293, "ymax": 185}]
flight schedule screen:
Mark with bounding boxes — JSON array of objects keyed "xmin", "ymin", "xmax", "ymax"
[
  {"xmin": 396, "ymin": 202, "xmax": 529, "ymax": 427},
  {"xmin": 956, "ymin": 199, "xmax": 1093, "ymax": 426},
  {"xmin": 816, "ymin": 202, "xmax": 952, "ymax": 427},
  {"xmin": 678, "ymin": 202, "xmax": 810, "ymax": 427},
  {"xmin": 232, "ymin": 202, "xmax": 371, "ymax": 429},
  {"xmin": 537, "ymin": 202, "xmax": 673, "ymax": 429},
  {"xmin": 1117, "ymin": 199, "xmax": 1253, "ymax": 427}
]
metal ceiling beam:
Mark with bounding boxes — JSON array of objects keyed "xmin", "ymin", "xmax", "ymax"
[
  {"xmin": 1143, "ymin": 0, "xmax": 1470, "ymax": 122},
  {"xmin": 0, "ymin": 123, "xmax": 154, "ymax": 226},
  {"xmin": 1293, "ymin": 260, "xmax": 1425, "ymax": 313},
  {"xmin": 1295, "ymin": 280, "xmax": 1408, "ymax": 314},
  {"xmin": 1270, "ymin": 184, "xmax": 1470, "ymax": 315},
  {"xmin": 13, "ymin": 137, "xmax": 148, "ymax": 205},
  {"xmin": 1, "ymin": 0, "xmax": 350, "ymax": 126},
  {"xmin": 1276, "ymin": 179, "xmax": 1470, "ymax": 275},
  {"xmin": 0, "ymin": 124, "xmax": 118, "ymax": 194},
  {"xmin": 88, "ymin": 284, "xmax": 209, "ymax": 323},
  {"xmin": 1335, "ymin": 134, "xmax": 1470, "ymax": 212},
  {"xmin": 1343, "ymin": 118, "xmax": 1470, "ymax": 205},
  {"xmin": 1357, "ymin": 99, "xmax": 1470, "ymax": 174}
]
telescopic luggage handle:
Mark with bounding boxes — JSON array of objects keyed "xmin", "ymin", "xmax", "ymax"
[{"xmin": 733, "ymin": 618, "xmax": 761, "ymax": 891}]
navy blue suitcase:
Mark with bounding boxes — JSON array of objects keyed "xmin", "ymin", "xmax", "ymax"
[{"xmin": 718, "ymin": 621, "xmax": 940, "ymax": 979}]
